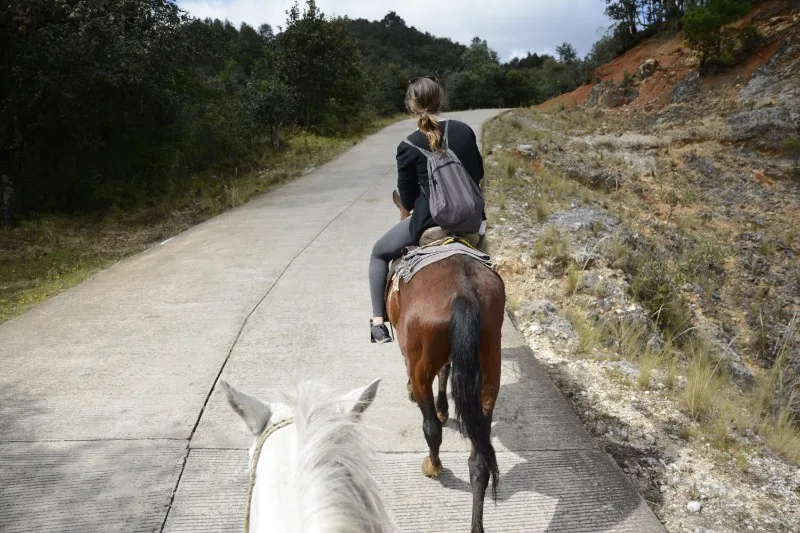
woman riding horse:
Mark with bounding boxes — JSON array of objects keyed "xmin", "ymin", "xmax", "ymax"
[
  {"xmin": 368, "ymin": 77, "xmax": 504, "ymax": 533},
  {"xmin": 368, "ymin": 77, "xmax": 486, "ymax": 343}
]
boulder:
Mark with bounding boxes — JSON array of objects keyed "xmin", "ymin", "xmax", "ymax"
[
  {"xmin": 636, "ymin": 59, "xmax": 658, "ymax": 81},
  {"xmin": 587, "ymin": 81, "xmax": 639, "ymax": 108}
]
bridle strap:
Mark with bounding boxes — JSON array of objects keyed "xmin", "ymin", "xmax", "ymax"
[{"xmin": 244, "ymin": 417, "xmax": 295, "ymax": 533}]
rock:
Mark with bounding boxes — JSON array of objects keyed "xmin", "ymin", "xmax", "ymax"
[
  {"xmin": 516, "ymin": 300, "xmax": 576, "ymax": 340},
  {"xmin": 646, "ymin": 334, "xmax": 663, "ymax": 353},
  {"xmin": 529, "ymin": 323, "xmax": 544, "ymax": 335},
  {"xmin": 687, "ymin": 501, "xmax": 702, "ymax": 513},
  {"xmin": 516, "ymin": 300, "xmax": 557, "ymax": 317},
  {"xmin": 733, "ymin": 34, "xmax": 800, "ymax": 149},
  {"xmin": 753, "ymin": 170, "xmax": 774, "ymax": 188},
  {"xmin": 684, "ymin": 153, "xmax": 722, "ymax": 180},
  {"xmin": 587, "ymin": 80, "xmax": 639, "ymax": 108},
  {"xmin": 544, "ymin": 206, "xmax": 620, "ymax": 234},
  {"xmin": 637, "ymin": 59, "xmax": 658, "ymax": 81},
  {"xmin": 704, "ymin": 481, "xmax": 728, "ymax": 497},
  {"xmin": 671, "ymin": 71, "xmax": 701, "ymax": 103},
  {"xmin": 555, "ymin": 153, "xmax": 622, "ymax": 191},
  {"xmin": 728, "ymin": 107, "xmax": 799, "ymax": 150},
  {"xmin": 516, "ymin": 144, "xmax": 536, "ymax": 155}
]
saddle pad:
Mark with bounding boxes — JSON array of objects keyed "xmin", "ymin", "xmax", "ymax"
[{"xmin": 391, "ymin": 241, "xmax": 495, "ymax": 290}]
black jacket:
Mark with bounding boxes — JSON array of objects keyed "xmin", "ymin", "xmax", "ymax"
[{"xmin": 395, "ymin": 119, "xmax": 484, "ymax": 241}]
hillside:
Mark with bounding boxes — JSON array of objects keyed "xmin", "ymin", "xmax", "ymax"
[{"xmin": 481, "ymin": 1, "xmax": 800, "ymax": 530}]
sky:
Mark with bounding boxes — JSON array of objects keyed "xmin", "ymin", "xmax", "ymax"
[{"xmin": 178, "ymin": 0, "xmax": 614, "ymax": 62}]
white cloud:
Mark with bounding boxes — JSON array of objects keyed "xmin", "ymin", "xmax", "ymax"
[{"xmin": 178, "ymin": 0, "xmax": 612, "ymax": 60}]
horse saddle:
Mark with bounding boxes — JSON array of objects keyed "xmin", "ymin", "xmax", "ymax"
[
  {"xmin": 384, "ymin": 226, "xmax": 483, "ymax": 307},
  {"xmin": 418, "ymin": 226, "xmax": 481, "ymax": 248}
]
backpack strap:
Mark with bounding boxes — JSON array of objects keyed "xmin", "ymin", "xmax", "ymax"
[
  {"xmin": 442, "ymin": 120, "xmax": 450, "ymax": 150},
  {"xmin": 403, "ymin": 138, "xmax": 432, "ymax": 157}
]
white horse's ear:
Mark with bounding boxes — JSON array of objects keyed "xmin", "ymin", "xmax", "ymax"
[
  {"xmin": 219, "ymin": 380, "xmax": 272, "ymax": 435},
  {"xmin": 339, "ymin": 378, "xmax": 381, "ymax": 416}
]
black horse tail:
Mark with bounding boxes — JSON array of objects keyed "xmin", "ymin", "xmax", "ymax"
[{"xmin": 449, "ymin": 294, "xmax": 499, "ymax": 497}]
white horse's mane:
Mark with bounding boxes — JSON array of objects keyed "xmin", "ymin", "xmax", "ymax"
[{"xmin": 275, "ymin": 381, "xmax": 394, "ymax": 533}]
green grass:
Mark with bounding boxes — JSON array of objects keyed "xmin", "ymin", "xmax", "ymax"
[{"xmin": 0, "ymin": 118, "xmax": 403, "ymax": 325}]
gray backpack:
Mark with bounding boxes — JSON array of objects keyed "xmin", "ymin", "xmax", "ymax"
[{"xmin": 404, "ymin": 120, "xmax": 484, "ymax": 234}]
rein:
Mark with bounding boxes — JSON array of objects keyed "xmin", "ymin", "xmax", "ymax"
[{"xmin": 244, "ymin": 417, "xmax": 295, "ymax": 533}]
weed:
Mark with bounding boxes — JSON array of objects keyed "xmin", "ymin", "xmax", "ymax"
[
  {"xmin": 605, "ymin": 318, "xmax": 647, "ymax": 360},
  {"xmin": 638, "ymin": 351, "xmax": 661, "ymax": 389},
  {"xmin": 735, "ymin": 453, "xmax": 750, "ymax": 473},
  {"xmin": 758, "ymin": 241, "xmax": 775, "ymax": 258},
  {"xmin": 567, "ymin": 310, "xmax": 601, "ymax": 354},
  {"xmin": 762, "ymin": 409, "xmax": 800, "ymax": 463},
  {"xmin": 536, "ymin": 227, "xmax": 570, "ymax": 262},
  {"xmin": 680, "ymin": 339, "xmax": 726, "ymax": 421},
  {"xmin": 677, "ymin": 236, "xmax": 727, "ymax": 291},
  {"xmin": 506, "ymin": 159, "xmax": 518, "ymax": 180},
  {"xmin": 608, "ymin": 230, "xmax": 631, "ymax": 269},
  {"xmin": 664, "ymin": 354, "xmax": 679, "ymax": 390},
  {"xmin": 629, "ymin": 250, "xmax": 692, "ymax": 339},
  {"xmin": 566, "ymin": 264, "xmax": 582, "ymax": 296},
  {"xmin": 710, "ymin": 400, "xmax": 734, "ymax": 451},
  {"xmin": 535, "ymin": 198, "xmax": 549, "ymax": 222}
]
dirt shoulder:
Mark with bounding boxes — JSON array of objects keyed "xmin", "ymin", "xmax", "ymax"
[{"xmin": 482, "ymin": 105, "xmax": 799, "ymax": 532}]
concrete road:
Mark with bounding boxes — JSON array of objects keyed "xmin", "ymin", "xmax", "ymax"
[{"xmin": 0, "ymin": 110, "xmax": 665, "ymax": 532}]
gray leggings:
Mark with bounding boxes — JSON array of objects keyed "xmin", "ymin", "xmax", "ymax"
[{"xmin": 369, "ymin": 217, "xmax": 415, "ymax": 318}]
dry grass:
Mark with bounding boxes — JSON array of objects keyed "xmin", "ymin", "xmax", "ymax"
[
  {"xmin": 763, "ymin": 410, "xmax": 800, "ymax": 463},
  {"xmin": 535, "ymin": 197, "xmax": 549, "ymax": 222},
  {"xmin": 680, "ymin": 340, "xmax": 728, "ymax": 421},
  {"xmin": 664, "ymin": 355, "xmax": 679, "ymax": 390},
  {"xmin": 750, "ymin": 313, "xmax": 800, "ymax": 462},
  {"xmin": 637, "ymin": 351, "xmax": 661, "ymax": 389},
  {"xmin": 567, "ymin": 310, "xmax": 602, "ymax": 354},
  {"xmin": 565, "ymin": 264, "xmax": 582, "ymax": 296}
]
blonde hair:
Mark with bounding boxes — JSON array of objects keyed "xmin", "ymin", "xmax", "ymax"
[{"xmin": 406, "ymin": 77, "xmax": 446, "ymax": 151}]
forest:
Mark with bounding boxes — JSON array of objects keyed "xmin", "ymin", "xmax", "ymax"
[{"xmin": 0, "ymin": 0, "xmax": 757, "ymax": 215}]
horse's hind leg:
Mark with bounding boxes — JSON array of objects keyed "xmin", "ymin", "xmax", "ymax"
[
  {"xmin": 468, "ymin": 410, "xmax": 494, "ymax": 533},
  {"xmin": 436, "ymin": 363, "xmax": 451, "ymax": 423},
  {"xmin": 411, "ymin": 369, "xmax": 442, "ymax": 478},
  {"xmin": 468, "ymin": 333, "xmax": 502, "ymax": 533}
]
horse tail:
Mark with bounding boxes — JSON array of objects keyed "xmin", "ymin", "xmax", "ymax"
[{"xmin": 449, "ymin": 294, "xmax": 499, "ymax": 497}]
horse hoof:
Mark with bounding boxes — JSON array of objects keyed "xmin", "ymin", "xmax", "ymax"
[
  {"xmin": 422, "ymin": 456, "xmax": 442, "ymax": 478},
  {"xmin": 437, "ymin": 411, "xmax": 449, "ymax": 424}
]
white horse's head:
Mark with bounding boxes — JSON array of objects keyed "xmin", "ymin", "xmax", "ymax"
[{"xmin": 220, "ymin": 378, "xmax": 391, "ymax": 533}]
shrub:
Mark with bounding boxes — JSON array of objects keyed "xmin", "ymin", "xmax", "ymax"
[{"xmin": 682, "ymin": 0, "xmax": 752, "ymax": 68}]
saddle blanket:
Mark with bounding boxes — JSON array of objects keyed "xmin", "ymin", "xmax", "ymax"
[{"xmin": 391, "ymin": 239, "xmax": 495, "ymax": 289}]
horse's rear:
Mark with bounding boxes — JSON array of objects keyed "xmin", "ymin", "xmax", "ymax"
[{"xmin": 388, "ymin": 252, "xmax": 505, "ymax": 533}]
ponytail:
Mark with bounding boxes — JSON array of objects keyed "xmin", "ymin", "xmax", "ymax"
[
  {"xmin": 418, "ymin": 112, "xmax": 442, "ymax": 152},
  {"xmin": 406, "ymin": 77, "xmax": 445, "ymax": 151}
]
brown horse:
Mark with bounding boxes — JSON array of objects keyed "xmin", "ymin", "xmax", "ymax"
[{"xmin": 386, "ymin": 191, "xmax": 506, "ymax": 533}]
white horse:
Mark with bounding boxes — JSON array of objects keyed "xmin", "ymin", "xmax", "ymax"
[{"xmin": 220, "ymin": 377, "xmax": 394, "ymax": 533}]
